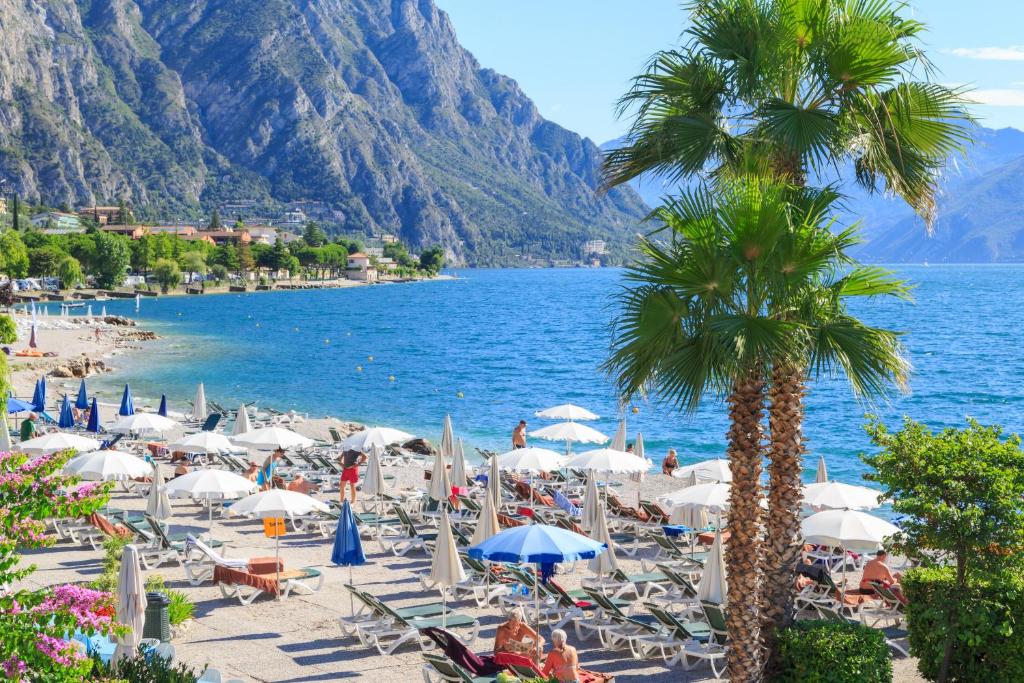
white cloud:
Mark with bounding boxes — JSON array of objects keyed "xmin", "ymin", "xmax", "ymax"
[
  {"xmin": 970, "ymin": 89, "xmax": 1024, "ymax": 107},
  {"xmin": 949, "ymin": 46, "xmax": 1024, "ymax": 61}
]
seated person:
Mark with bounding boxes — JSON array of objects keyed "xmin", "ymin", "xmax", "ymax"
[
  {"xmin": 542, "ymin": 628, "xmax": 579, "ymax": 683},
  {"xmin": 244, "ymin": 461, "xmax": 260, "ymax": 483},
  {"xmin": 495, "ymin": 607, "xmax": 544, "ymax": 663},
  {"xmin": 286, "ymin": 473, "xmax": 319, "ymax": 495},
  {"xmin": 662, "ymin": 449, "xmax": 678, "ymax": 476},
  {"xmin": 173, "ymin": 462, "xmax": 191, "ymax": 478},
  {"xmin": 860, "ymin": 548, "xmax": 908, "ymax": 604}
]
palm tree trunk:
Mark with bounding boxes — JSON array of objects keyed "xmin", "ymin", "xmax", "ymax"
[
  {"xmin": 725, "ymin": 370, "xmax": 767, "ymax": 683},
  {"xmin": 761, "ymin": 363, "xmax": 807, "ymax": 665}
]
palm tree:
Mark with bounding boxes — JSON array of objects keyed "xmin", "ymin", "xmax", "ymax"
[
  {"xmin": 602, "ymin": 0, "xmax": 969, "ymax": 657},
  {"xmin": 605, "ymin": 175, "xmax": 908, "ymax": 681}
]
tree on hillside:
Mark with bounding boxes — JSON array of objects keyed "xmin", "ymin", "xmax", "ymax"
[
  {"xmin": 57, "ymin": 256, "xmax": 84, "ymax": 290},
  {"xmin": 179, "ymin": 251, "xmax": 207, "ymax": 284},
  {"xmin": 90, "ymin": 231, "xmax": 130, "ymax": 289},
  {"xmin": 152, "ymin": 258, "xmax": 182, "ymax": 294},
  {"xmin": 0, "ymin": 231, "xmax": 29, "ymax": 278},
  {"xmin": 27, "ymin": 246, "xmax": 66, "ymax": 277},
  {"xmin": 302, "ymin": 221, "xmax": 328, "ymax": 247},
  {"xmin": 603, "ymin": 1, "xmax": 974, "ymax": 667},
  {"xmin": 208, "ymin": 208, "xmax": 221, "ymax": 231},
  {"xmin": 11, "ymin": 193, "xmax": 20, "ymax": 232},
  {"xmin": 115, "ymin": 198, "xmax": 134, "ymax": 225},
  {"xmin": 418, "ymin": 246, "xmax": 445, "ymax": 274}
]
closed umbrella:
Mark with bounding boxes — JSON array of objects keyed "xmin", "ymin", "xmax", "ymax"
[
  {"xmin": 118, "ymin": 384, "xmax": 134, "ymax": 416},
  {"xmin": 331, "ymin": 499, "xmax": 366, "ymax": 615},
  {"xmin": 697, "ymin": 529, "xmax": 727, "ymax": 605},
  {"xmin": 451, "ymin": 438, "xmax": 468, "ymax": 489},
  {"xmin": 587, "ymin": 501, "xmax": 620, "ymax": 578},
  {"xmin": 58, "ymin": 395, "xmax": 74, "ymax": 429},
  {"xmin": 158, "ymin": 395, "xmax": 168, "ymax": 418},
  {"xmin": 342, "ymin": 426, "xmax": 413, "ymax": 453},
  {"xmin": 631, "ymin": 432, "xmax": 648, "ymax": 485},
  {"xmin": 112, "ymin": 545, "xmax": 147, "ymax": 664},
  {"xmin": 581, "ymin": 472, "xmax": 600, "ymax": 533},
  {"xmin": 610, "ymin": 420, "xmax": 627, "ymax": 452},
  {"xmin": 429, "ymin": 508, "xmax": 466, "ymax": 626},
  {"xmin": 428, "ymin": 449, "xmax": 451, "ymax": 503},
  {"xmin": 64, "ymin": 450, "xmax": 150, "ymax": 481},
  {"xmin": 147, "ymin": 462, "xmax": 173, "ymax": 520},
  {"xmin": 529, "ymin": 421, "xmax": 607, "ymax": 456},
  {"xmin": 19, "ymin": 432, "xmax": 100, "ymax": 455},
  {"xmin": 75, "ymin": 380, "xmax": 89, "ymax": 410},
  {"xmin": 232, "ymin": 404, "xmax": 251, "ymax": 436},
  {"xmin": 440, "ymin": 415, "xmax": 455, "ymax": 459},
  {"xmin": 191, "ymin": 383, "xmax": 208, "ymax": 421},
  {"xmin": 362, "ymin": 444, "xmax": 387, "ymax": 536},
  {"xmin": 110, "ymin": 413, "xmax": 177, "ymax": 435},
  {"xmin": 802, "ymin": 482, "xmax": 884, "ymax": 511},
  {"xmin": 815, "ymin": 455, "xmax": 828, "ymax": 484},
  {"xmin": 471, "ymin": 478, "xmax": 501, "ymax": 545},
  {"xmin": 28, "ymin": 324, "xmax": 37, "ymax": 349},
  {"xmin": 534, "ymin": 404, "xmax": 599, "ymax": 421},
  {"xmin": 231, "ymin": 426, "xmax": 314, "ymax": 451},
  {"xmin": 164, "ymin": 469, "xmax": 258, "ymax": 535},
  {"xmin": 0, "ymin": 418, "xmax": 11, "ymax": 452},
  {"xmin": 672, "ymin": 458, "xmax": 732, "ymax": 483},
  {"xmin": 86, "ymin": 397, "xmax": 101, "ymax": 433},
  {"xmin": 488, "ymin": 451, "xmax": 500, "ymax": 508},
  {"xmin": 32, "ymin": 377, "xmax": 46, "ymax": 413},
  {"xmin": 168, "ymin": 431, "xmax": 238, "ymax": 455}
]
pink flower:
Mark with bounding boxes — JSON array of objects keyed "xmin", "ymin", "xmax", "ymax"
[{"xmin": 1, "ymin": 655, "xmax": 26, "ymax": 678}]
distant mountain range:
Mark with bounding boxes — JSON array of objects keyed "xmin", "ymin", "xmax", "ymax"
[
  {"xmin": 602, "ymin": 125, "xmax": 1024, "ymax": 263},
  {"xmin": 0, "ymin": 0, "xmax": 646, "ymax": 266}
]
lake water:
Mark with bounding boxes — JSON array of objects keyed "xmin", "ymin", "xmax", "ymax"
[{"xmin": 83, "ymin": 266, "xmax": 1024, "ymax": 484}]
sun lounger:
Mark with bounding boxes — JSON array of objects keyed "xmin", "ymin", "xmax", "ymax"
[
  {"xmin": 215, "ymin": 563, "xmax": 323, "ymax": 604},
  {"xmin": 495, "ymin": 651, "xmax": 614, "ymax": 683},
  {"xmin": 343, "ymin": 586, "xmax": 480, "ymax": 655},
  {"xmin": 578, "ymin": 586, "xmax": 708, "ymax": 650},
  {"xmin": 637, "ymin": 602, "xmax": 727, "ymax": 674},
  {"xmin": 380, "ymin": 504, "xmax": 437, "ymax": 556},
  {"xmin": 814, "ymin": 600, "xmax": 909, "ymax": 656},
  {"xmin": 421, "ymin": 653, "xmax": 496, "ymax": 683},
  {"xmin": 69, "ymin": 513, "xmax": 130, "ymax": 551},
  {"xmin": 700, "ymin": 601, "xmax": 729, "ymax": 646}
]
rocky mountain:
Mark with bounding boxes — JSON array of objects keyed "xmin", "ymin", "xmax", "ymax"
[
  {"xmin": 0, "ymin": 0, "xmax": 646, "ymax": 265},
  {"xmin": 603, "ymin": 125, "xmax": 1024, "ymax": 262}
]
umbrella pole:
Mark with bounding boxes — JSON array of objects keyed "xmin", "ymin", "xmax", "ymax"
[
  {"xmin": 275, "ymin": 533, "xmax": 281, "ymax": 600},
  {"xmin": 442, "ymin": 590, "xmax": 447, "ymax": 629},
  {"xmin": 534, "ymin": 566, "xmax": 541, "ymax": 661}
]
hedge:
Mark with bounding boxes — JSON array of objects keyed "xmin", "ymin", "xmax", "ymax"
[
  {"xmin": 904, "ymin": 566, "xmax": 1024, "ymax": 682},
  {"xmin": 774, "ymin": 620, "xmax": 891, "ymax": 683}
]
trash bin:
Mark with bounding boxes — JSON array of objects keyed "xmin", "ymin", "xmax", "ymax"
[{"xmin": 143, "ymin": 592, "xmax": 171, "ymax": 642}]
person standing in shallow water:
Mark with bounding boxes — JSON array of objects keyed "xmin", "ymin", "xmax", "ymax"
[{"xmin": 512, "ymin": 420, "xmax": 527, "ymax": 449}]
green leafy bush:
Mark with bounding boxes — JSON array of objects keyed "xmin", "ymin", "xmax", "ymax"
[
  {"xmin": 91, "ymin": 649, "xmax": 200, "ymax": 682},
  {"xmin": 774, "ymin": 620, "xmax": 892, "ymax": 683},
  {"xmin": 904, "ymin": 566, "xmax": 1024, "ymax": 683},
  {"xmin": 90, "ymin": 533, "xmax": 134, "ymax": 593},
  {"xmin": 144, "ymin": 575, "xmax": 194, "ymax": 626},
  {"xmin": 0, "ymin": 314, "xmax": 16, "ymax": 344}
]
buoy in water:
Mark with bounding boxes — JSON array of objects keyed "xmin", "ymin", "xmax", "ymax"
[
  {"xmin": 631, "ymin": 406, "xmax": 639, "ymax": 414},
  {"xmin": 456, "ymin": 391, "xmax": 464, "ymax": 398},
  {"xmin": 388, "ymin": 375, "xmax": 395, "ymax": 382},
  {"xmin": 368, "ymin": 355, "xmax": 374, "ymax": 361},
  {"xmin": 324, "ymin": 339, "xmax": 330, "ymax": 344},
  {"xmin": 356, "ymin": 366, "xmax": 363, "ymax": 372}
]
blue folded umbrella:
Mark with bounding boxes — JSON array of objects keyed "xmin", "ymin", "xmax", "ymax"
[
  {"xmin": 467, "ymin": 524, "xmax": 605, "ymax": 565},
  {"xmin": 331, "ymin": 500, "xmax": 366, "ymax": 567},
  {"xmin": 158, "ymin": 395, "xmax": 168, "ymax": 417},
  {"xmin": 58, "ymin": 395, "xmax": 75, "ymax": 429},
  {"xmin": 86, "ymin": 397, "xmax": 101, "ymax": 433},
  {"xmin": 118, "ymin": 384, "xmax": 134, "ymax": 417},
  {"xmin": 75, "ymin": 380, "xmax": 89, "ymax": 410},
  {"xmin": 31, "ymin": 377, "xmax": 46, "ymax": 413}
]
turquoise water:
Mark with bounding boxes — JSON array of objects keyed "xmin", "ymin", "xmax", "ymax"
[{"xmin": 80, "ymin": 266, "xmax": 1023, "ymax": 483}]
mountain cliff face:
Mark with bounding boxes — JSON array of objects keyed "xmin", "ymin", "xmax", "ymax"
[{"xmin": 0, "ymin": 0, "xmax": 646, "ymax": 264}]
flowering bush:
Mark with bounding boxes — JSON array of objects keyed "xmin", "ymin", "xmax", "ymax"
[{"xmin": 0, "ymin": 448, "xmax": 118, "ymax": 681}]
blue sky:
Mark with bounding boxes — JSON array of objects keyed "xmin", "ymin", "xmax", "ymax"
[{"xmin": 435, "ymin": 0, "xmax": 1024, "ymax": 143}]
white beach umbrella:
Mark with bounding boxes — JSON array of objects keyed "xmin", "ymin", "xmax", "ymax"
[
  {"xmin": 488, "ymin": 451, "xmax": 500, "ymax": 508},
  {"xmin": 147, "ymin": 462, "xmax": 173, "ymax": 520},
  {"xmin": 0, "ymin": 419, "xmax": 12, "ymax": 452},
  {"xmin": 801, "ymin": 509, "xmax": 899, "ymax": 549},
  {"xmin": 581, "ymin": 472, "xmax": 601, "ymax": 533},
  {"xmin": 803, "ymin": 481, "xmax": 884, "ymax": 511},
  {"xmin": 342, "ymin": 426, "xmax": 413, "ymax": 453},
  {"xmin": 362, "ymin": 445, "xmax": 387, "ymax": 498},
  {"xmin": 659, "ymin": 482, "xmax": 732, "ymax": 520},
  {"xmin": 232, "ymin": 404, "xmax": 252, "ymax": 436},
  {"xmin": 430, "ymin": 508, "xmax": 466, "ymax": 626},
  {"xmin": 110, "ymin": 412, "xmax": 178, "ymax": 435},
  {"xmin": 163, "ymin": 469, "xmax": 258, "ymax": 534},
  {"xmin": 529, "ymin": 421, "xmax": 607, "ymax": 455},
  {"xmin": 19, "ymin": 432, "xmax": 100, "ymax": 455},
  {"xmin": 169, "ymin": 431, "xmax": 238, "ymax": 455},
  {"xmin": 428, "ymin": 449, "xmax": 451, "ymax": 502},
  {"xmin": 672, "ymin": 458, "xmax": 732, "ymax": 483},
  {"xmin": 634, "ymin": 432, "xmax": 645, "ymax": 461},
  {"xmin": 565, "ymin": 448, "xmax": 649, "ymax": 475},
  {"xmin": 471, "ymin": 480, "xmax": 501, "ymax": 545},
  {"xmin": 191, "ymin": 383, "xmax": 208, "ymax": 421},
  {"xmin": 697, "ymin": 529, "xmax": 727, "ymax": 605},
  {"xmin": 587, "ymin": 502, "xmax": 620, "ymax": 577},
  {"xmin": 495, "ymin": 447, "xmax": 566, "ymax": 475},
  {"xmin": 232, "ymin": 426, "xmax": 314, "ymax": 451},
  {"xmin": 610, "ymin": 420, "xmax": 627, "ymax": 452},
  {"xmin": 440, "ymin": 415, "xmax": 455, "ymax": 459},
  {"xmin": 451, "ymin": 438, "xmax": 468, "ymax": 489},
  {"xmin": 815, "ymin": 455, "xmax": 828, "ymax": 484},
  {"xmin": 534, "ymin": 403, "xmax": 599, "ymax": 421},
  {"xmin": 684, "ymin": 470, "xmax": 698, "ymax": 487},
  {"xmin": 112, "ymin": 545, "xmax": 147, "ymax": 664},
  {"xmin": 64, "ymin": 450, "xmax": 150, "ymax": 482}
]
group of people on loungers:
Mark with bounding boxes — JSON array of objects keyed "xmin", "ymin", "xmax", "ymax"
[{"xmin": 495, "ymin": 608, "xmax": 589, "ymax": 683}]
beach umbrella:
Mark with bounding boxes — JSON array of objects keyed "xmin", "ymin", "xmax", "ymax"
[
  {"xmin": 110, "ymin": 412, "xmax": 177, "ymax": 435},
  {"xmin": 495, "ymin": 447, "xmax": 566, "ymax": 475},
  {"xmin": 672, "ymin": 458, "xmax": 732, "ymax": 483},
  {"xmin": 565, "ymin": 448, "xmax": 649, "ymax": 475},
  {"xmin": 232, "ymin": 404, "xmax": 251, "ymax": 436},
  {"xmin": 86, "ymin": 397, "xmax": 101, "ymax": 433},
  {"xmin": 587, "ymin": 500, "xmax": 620, "ymax": 577},
  {"xmin": 112, "ymin": 545, "xmax": 147, "ymax": 664},
  {"xmin": 429, "ymin": 508, "xmax": 466, "ymax": 626},
  {"xmin": 75, "ymin": 380, "xmax": 89, "ymax": 410},
  {"xmin": 801, "ymin": 509, "xmax": 899, "ymax": 549},
  {"xmin": 581, "ymin": 472, "xmax": 601, "ymax": 533},
  {"xmin": 630, "ymin": 432, "xmax": 648, "ymax": 485},
  {"xmin": 118, "ymin": 384, "xmax": 134, "ymax": 417},
  {"xmin": 331, "ymin": 500, "xmax": 366, "ymax": 615},
  {"xmin": 488, "ymin": 450, "xmax": 500, "ymax": 508},
  {"xmin": 534, "ymin": 404, "xmax": 599, "ymax": 421},
  {"xmin": 86, "ymin": 305, "xmax": 93, "ymax": 318},
  {"xmin": 815, "ymin": 455, "xmax": 828, "ymax": 484},
  {"xmin": 164, "ymin": 469, "xmax": 258, "ymax": 534},
  {"xmin": 58, "ymin": 395, "xmax": 75, "ymax": 429},
  {"xmin": 168, "ymin": 431, "xmax": 238, "ymax": 455},
  {"xmin": 451, "ymin": 438, "xmax": 468, "ymax": 489},
  {"xmin": 802, "ymin": 481, "xmax": 884, "ymax": 511},
  {"xmin": 31, "ymin": 377, "xmax": 46, "ymax": 413},
  {"xmin": 428, "ymin": 448, "xmax": 451, "ymax": 503},
  {"xmin": 697, "ymin": 529, "xmax": 727, "ymax": 605},
  {"xmin": 469, "ymin": 524, "xmax": 605, "ymax": 657},
  {"xmin": 19, "ymin": 432, "xmax": 100, "ymax": 455},
  {"xmin": 64, "ymin": 450, "xmax": 150, "ymax": 481},
  {"xmin": 685, "ymin": 471, "xmax": 698, "ymax": 487},
  {"xmin": 471, "ymin": 478, "xmax": 501, "ymax": 545},
  {"xmin": 529, "ymin": 421, "xmax": 607, "ymax": 455},
  {"xmin": 610, "ymin": 420, "xmax": 627, "ymax": 452},
  {"xmin": 440, "ymin": 414, "xmax": 455, "ymax": 459},
  {"xmin": 28, "ymin": 324, "xmax": 37, "ymax": 349},
  {"xmin": 659, "ymin": 482, "xmax": 733, "ymax": 520},
  {"xmin": 147, "ymin": 462, "xmax": 173, "ymax": 520},
  {"xmin": 231, "ymin": 426, "xmax": 314, "ymax": 451},
  {"xmin": 0, "ymin": 419, "xmax": 11, "ymax": 452},
  {"xmin": 157, "ymin": 395, "xmax": 168, "ymax": 417},
  {"xmin": 6, "ymin": 395, "xmax": 35, "ymax": 414},
  {"xmin": 342, "ymin": 426, "xmax": 413, "ymax": 453},
  {"xmin": 101, "ymin": 305, "xmax": 107, "ymax": 318},
  {"xmin": 191, "ymin": 383, "xmax": 208, "ymax": 421},
  {"xmin": 362, "ymin": 444, "xmax": 387, "ymax": 534}
]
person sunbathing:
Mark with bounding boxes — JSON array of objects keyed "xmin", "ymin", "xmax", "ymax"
[
  {"xmin": 286, "ymin": 473, "xmax": 319, "ymax": 495},
  {"xmin": 542, "ymin": 629, "xmax": 580, "ymax": 683},
  {"xmin": 860, "ymin": 548, "xmax": 908, "ymax": 604},
  {"xmin": 494, "ymin": 607, "xmax": 544, "ymax": 663}
]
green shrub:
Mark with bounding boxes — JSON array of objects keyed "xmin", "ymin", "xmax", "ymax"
[
  {"xmin": 90, "ymin": 533, "xmax": 134, "ymax": 593},
  {"xmin": 92, "ymin": 649, "xmax": 200, "ymax": 682},
  {"xmin": 143, "ymin": 574, "xmax": 194, "ymax": 625},
  {"xmin": 774, "ymin": 620, "xmax": 892, "ymax": 683},
  {"xmin": 0, "ymin": 313, "xmax": 16, "ymax": 344},
  {"xmin": 904, "ymin": 566, "xmax": 1024, "ymax": 682}
]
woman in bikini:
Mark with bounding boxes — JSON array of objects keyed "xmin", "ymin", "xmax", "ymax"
[{"xmin": 542, "ymin": 629, "xmax": 580, "ymax": 683}]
